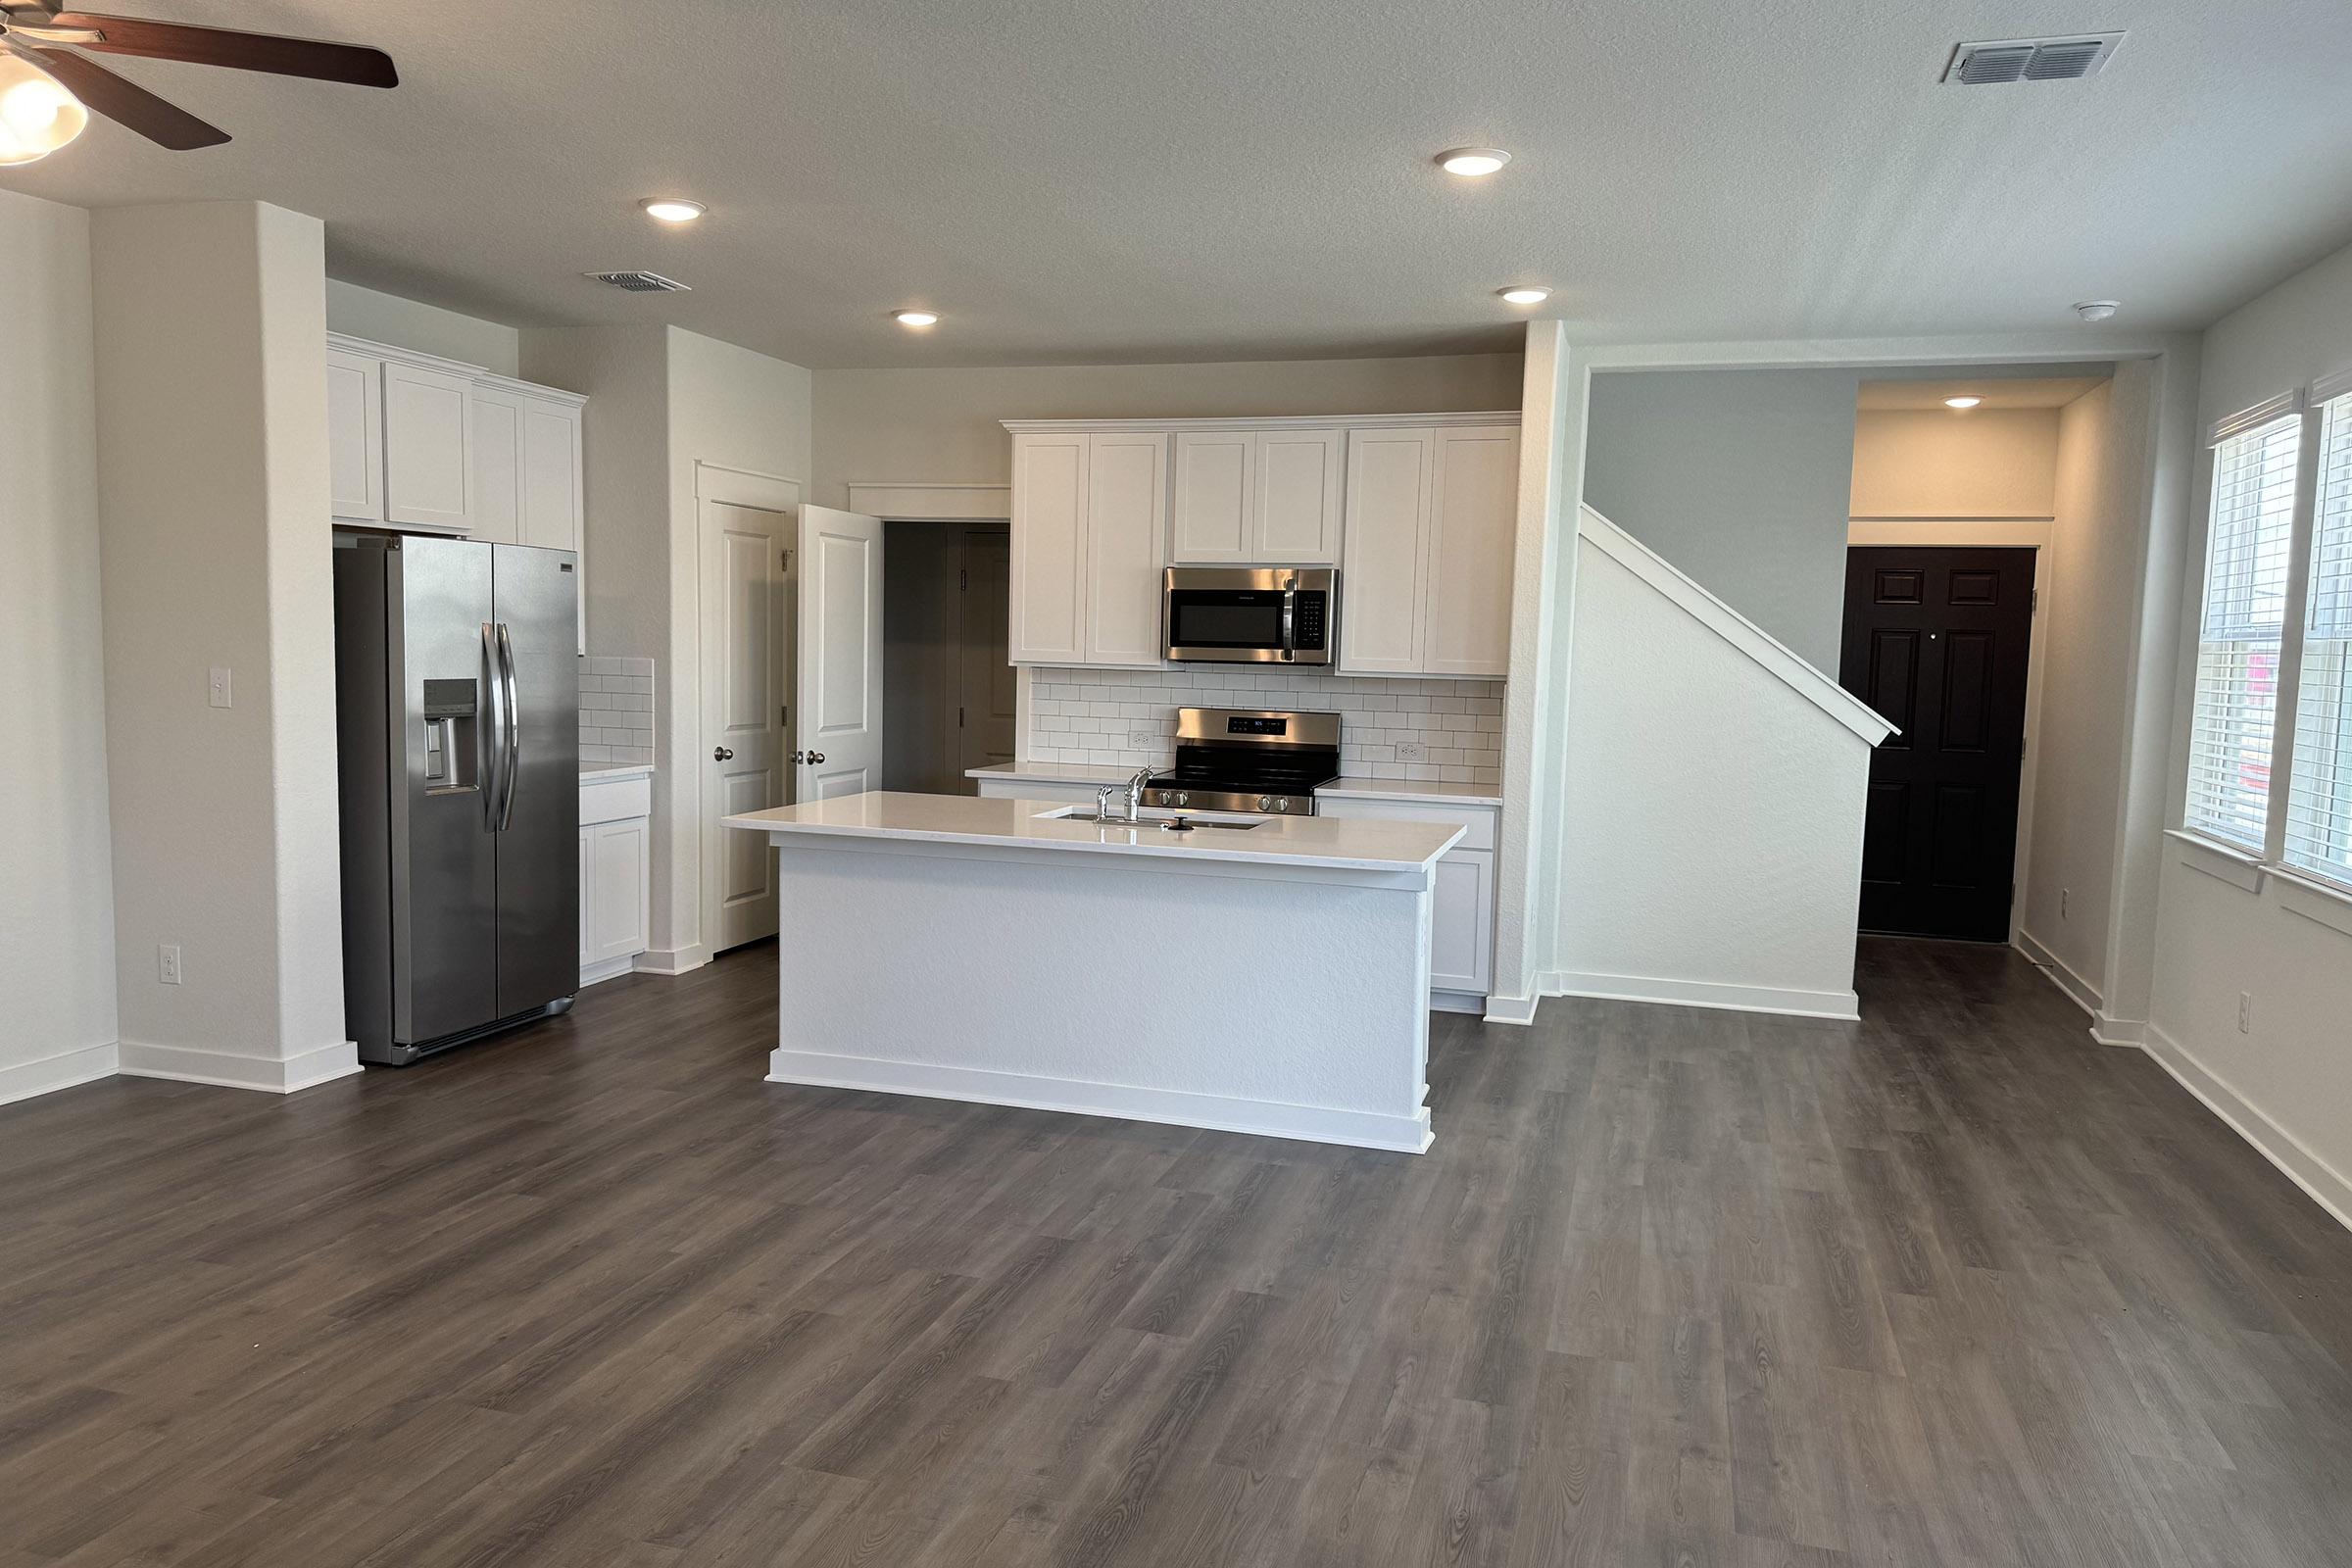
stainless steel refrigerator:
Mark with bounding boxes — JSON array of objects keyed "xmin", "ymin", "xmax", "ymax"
[{"xmin": 333, "ymin": 533, "xmax": 580, "ymax": 1064}]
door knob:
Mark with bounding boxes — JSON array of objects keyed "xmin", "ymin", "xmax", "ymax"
[
  {"xmin": 713, "ymin": 746, "xmax": 734, "ymax": 760},
  {"xmin": 792, "ymin": 750, "xmax": 806, "ymax": 763},
  {"xmin": 808, "ymin": 751, "xmax": 826, "ymax": 764}
]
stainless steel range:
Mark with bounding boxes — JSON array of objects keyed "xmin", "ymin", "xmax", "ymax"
[{"xmin": 1143, "ymin": 708, "xmax": 1340, "ymax": 816}]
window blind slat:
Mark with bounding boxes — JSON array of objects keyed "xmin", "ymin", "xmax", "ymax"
[{"xmin": 2187, "ymin": 416, "xmax": 2300, "ymax": 850}]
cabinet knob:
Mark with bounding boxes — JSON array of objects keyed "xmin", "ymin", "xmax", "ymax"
[{"xmin": 713, "ymin": 746, "xmax": 734, "ymax": 760}]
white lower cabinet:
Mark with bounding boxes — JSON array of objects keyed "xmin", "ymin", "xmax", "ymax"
[
  {"xmin": 579, "ymin": 772, "xmax": 652, "ymax": 986},
  {"xmin": 1314, "ymin": 793, "xmax": 1498, "ymax": 1007}
]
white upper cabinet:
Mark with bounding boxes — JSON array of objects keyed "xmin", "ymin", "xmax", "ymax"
[
  {"xmin": 1009, "ymin": 432, "xmax": 1090, "ymax": 663},
  {"xmin": 1339, "ymin": 428, "xmax": 1436, "ymax": 673},
  {"xmin": 381, "ymin": 359, "xmax": 473, "ymax": 530},
  {"xmin": 467, "ymin": 383, "xmax": 523, "ymax": 546},
  {"xmin": 1083, "ymin": 432, "xmax": 1168, "ymax": 665},
  {"xmin": 325, "ymin": 348, "xmax": 385, "ymax": 522},
  {"xmin": 1170, "ymin": 426, "xmax": 1342, "ymax": 564},
  {"xmin": 1339, "ymin": 423, "xmax": 1517, "ymax": 678},
  {"xmin": 520, "ymin": 398, "xmax": 584, "ymax": 553}
]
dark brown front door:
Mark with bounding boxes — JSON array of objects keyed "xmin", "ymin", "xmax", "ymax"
[{"xmin": 1838, "ymin": 547, "xmax": 2035, "ymax": 941}]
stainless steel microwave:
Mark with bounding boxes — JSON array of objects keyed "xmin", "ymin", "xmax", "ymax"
[{"xmin": 1162, "ymin": 566, "xmax": 1338, "ymax": 665}]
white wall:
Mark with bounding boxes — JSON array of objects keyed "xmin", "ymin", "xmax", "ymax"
[
  {"xmin": 810, "ymin": 353, "xmax": 1524, "ymax": 507},
  {"xmin": 324, "ymin": 278, "xmax": 520, "ymax": 375},
  {"xmin": 1582, "ymin": 368, "xmax": 1862, "ymax": 669},
  {"xmin": 1552, "ymin": 511, "xmax": 1880, "ymax": 1017},
  {"xmin": 2149, "ymin": 234, "xmax": 2352, "ymax": 1221},
  {"xmin": 0, "ymin": 190, "xmax": 117, "ymax": 1105},
  {"xmin": 91, "ymin": 202, "xmax": 354, "ymax": 1093},
  {"xmin": 1850, "ymin": 408, "xmax": 2059, "ymax": 519},
  {"xmin": 519, "ymin": 324, "xmax": 812, "ymax": 967}
]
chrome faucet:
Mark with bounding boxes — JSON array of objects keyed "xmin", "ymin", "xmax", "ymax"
[{"xmin": 1127, "ymin": 765, "xmax": 1152, "ymax": 822}]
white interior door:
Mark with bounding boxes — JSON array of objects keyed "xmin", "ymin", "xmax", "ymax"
[
  {"xmin": 701, "ymin": 497, "xmax": 792, "ymax": 954},
  {"xmin": 798, "ymin": 505, "xmax": 884, "ymax": 799}
]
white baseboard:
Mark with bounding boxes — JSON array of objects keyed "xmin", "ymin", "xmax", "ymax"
[
  {"xmin": 1431, "ymin": 992, "xmax": 1486, "ymax": 1015},
  {"xmin": 634, "ymin": 943, "xmax": 710, "ymax": 977},
  {"xmin": 2090, "ymin": 1012, "xmax": 2147, "ymax": 1048},
  {"xmin": 765, "ymin": 1048, "xmax": 1433, "ymax": 1154},
  {"xmin": 1481, "ymin": 993, "xmax": 1541, "ymax": 1026},
  {"xmin": 2015, "ymin": 928, "xmax": 2103, "ymax": 1015},
  {"xmin": 2143, "ymin": 1022, "xmax": 2352, "ymax": 1233},
  {"xmin": 1547, "ymin": 968, "xmax": 1860, "ymax": 1021},
  {"xmin": 579, "ymin": 954, "xmax": 638, "ymax": 988},
  {"xmin": 0, "ymin": 1042, "xmax": 120, "ymax": 1107},
  {"xmin": 117, "ymin": 1038, "xmax": 362, "ymax": 1094}
]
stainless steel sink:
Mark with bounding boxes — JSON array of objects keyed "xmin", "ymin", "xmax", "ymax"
[{"xmin": 1045, "ymin": 810, "xmax": 1262, "ymax": 831}]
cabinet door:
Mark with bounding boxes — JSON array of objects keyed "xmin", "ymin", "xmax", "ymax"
[
  {"xmin": 1338, "ymin": 428, "xmax": 1434, "ymax": 673},
  {"xmin": 325, "ymin": 350, "xmax": 384, "ymax": 522},
  {"xmin": 1423, "ymin": 426, "xmax": 1519, "ymax": 677},
  {"xmin": 586, "ymin": 818, "xmax": 651, "ymax": 963},
  {"xmin": 520, "ymin": 399, "xmax": 583, "ymax": 552},
  {"xmin": 1170, "ymin": 430, "xmax": 1253, "ymax": 563},
  {"xmin": 1084, "ymin": 432, "xmax": 1168, "ymax": 666},
  {"xmin": 467, "ymin": 384, "xmax": 523, "ymax": 546},
  {"xmin": 382, "ymin": 361, "xmax": 474, "ymax": 529},
  {"xmin": 1429, "ymin": 849, "xmax": 1494, "ymax": 995},
  {"xmin": 1009, "ymin": 433, "xmax": 1089, "ymax": 663},
  {"xmin": 1255, "ymin": 427, "xmax": 1344, "ymax": 564}
]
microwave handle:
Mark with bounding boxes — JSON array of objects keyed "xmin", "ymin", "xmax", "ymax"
[{"xmin": 1280, "ymin": 581, "xmax": 1297, "ymax": 662}]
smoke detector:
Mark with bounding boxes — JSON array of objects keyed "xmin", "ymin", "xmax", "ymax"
[
  {"xmin": 587, "ymin": 270, "xmax": 690, "ymax": 293},
  {"xmin": 2075, "ymin": 300, "xmax": 2122, "ymax": 323},
  {"xmin": 1944, "ymin": 34, "xmax": 2124, "ymax": 84}
]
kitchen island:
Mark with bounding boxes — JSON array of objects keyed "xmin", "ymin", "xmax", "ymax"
[{"xmin": 722, "ymin": 792, "xmax": 1464, "ymax": 1152}]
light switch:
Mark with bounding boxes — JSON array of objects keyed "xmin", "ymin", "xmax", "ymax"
[{"xmin": 208, "ymin": 667, "xmax": 232, "ymax": 709}]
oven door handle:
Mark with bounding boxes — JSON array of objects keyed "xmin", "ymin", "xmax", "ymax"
[{"xmin": 1279, "ymin": 580, "xmax": 1297, "ymax": 662}]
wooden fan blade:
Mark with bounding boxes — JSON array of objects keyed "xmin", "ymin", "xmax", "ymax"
[
  {"xmin": 42, "ymin": 14, "xmax": 398, "ymax": 87},
  {"xmin": 21, "ymin": 45, "xmax": 228, "ymax": 149}
]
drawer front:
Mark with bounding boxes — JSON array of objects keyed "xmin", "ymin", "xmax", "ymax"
[
  {"xmin": 1313, "ymin": 794, "xmax": 1496, "ymax": 852},
  {"xmin": 579, "ymin": 774, "xmax": 652, "ymax": 826}
]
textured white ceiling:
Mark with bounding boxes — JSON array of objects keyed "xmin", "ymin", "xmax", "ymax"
[
  {"xmin": 1857, "ymin": 375, "xmax": 2110, "ymax": 410},
  {"xmin": 6, "ymin": 0, "xmax": 2350, "ymax": 368}
]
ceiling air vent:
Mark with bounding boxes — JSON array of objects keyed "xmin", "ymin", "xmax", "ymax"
[
  {"xmin": 587, "ymin": 270, "xmax": 691, "ymax": 293},
  {"xmin": 1944, "ymin": 33, "xmax": 2123, "ymax": 84}
]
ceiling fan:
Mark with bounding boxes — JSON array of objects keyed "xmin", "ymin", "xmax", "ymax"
[{"xmin": 0, "ymin": 2, "xmax": 395, "ymax": 162}]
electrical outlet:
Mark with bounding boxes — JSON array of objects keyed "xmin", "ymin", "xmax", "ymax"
[
  {"xmin": 208, "ymin": 667, "xmax": 232, "ymax": 709},
  {"xmin": 2060, "ymin": 888, "xmax": 2070, "ymax": 920},
  {"xmin": 158, "ymin": 944, "xmax": 182, "ymax": 985},
  {"xmin": 1127, "ymin": 729, "xmax": 1157, "ymax": 748},
  {"xmin": 1395, "ymin": 740, "xmax": 1426, "ymax": 761},
  {"xmin": 2237, "ymin": 992, "xmax": 2252, "ymax": 1035}
]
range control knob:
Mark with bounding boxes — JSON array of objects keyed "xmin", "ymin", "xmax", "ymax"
[
  {"xmin": 1271, "ymin": 797, "xmax": 1290, "ymax": 812},
  {"xmin": 1175, "ymin": 791, "xmax": 1190, "ymax": 807},
  {"xmin": 1257, "ymin": 795, "xmax": 1274, "ymax": 811}
]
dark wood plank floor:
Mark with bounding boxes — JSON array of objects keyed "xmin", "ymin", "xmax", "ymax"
[{"xmin": 6, "ymin": 938, "xmax": 2352, "ymax": 1566}]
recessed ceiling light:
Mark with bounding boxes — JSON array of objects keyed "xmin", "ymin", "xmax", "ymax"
[
  {"xmin": 1944, "ymin": 395, "xmax": 1983, "ymax": 409},
  {"xmin": 1497, "ymin": 286, "xmax": 1551, "ymax": 306},
  {"xmin": 894, "ymin": 309, "xmax": 940, "ymax": 327},
  {"xmin": 639, "ymin": 198, "xmax": 706, "ymax": 223},
  {"xmin": 1438, "ymin": 147, "xmax": 1511, "ymax": 177}
]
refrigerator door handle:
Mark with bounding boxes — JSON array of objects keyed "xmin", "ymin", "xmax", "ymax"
[
  {"xmin": 479, "ymin": 620, "xmax": 506, "ymax": 830},
  {"xmin": 495, "ymin": 621, "xmax": 522, "ymax": 833}
]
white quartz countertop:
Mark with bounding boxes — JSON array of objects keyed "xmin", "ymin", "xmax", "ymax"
[
  {"xmin": 580, "ymin": 762, "xmax": 655, "ymax": 781},
  {"xmin": 967, "ymin": 761, "xmax": 1500, "ymax": 808},
  {"xmin": 726, "ymin": 791, "xmax": 1463, "ymax": 872}
]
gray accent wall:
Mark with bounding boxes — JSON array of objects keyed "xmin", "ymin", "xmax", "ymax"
[{"xmin": 1582, "ymin": 368, "xmax": 1862, "ymax": 670}]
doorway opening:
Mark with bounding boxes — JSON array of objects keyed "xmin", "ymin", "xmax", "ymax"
[{"xmin": 880, "ymin": 520, "xmax": 1016, "ymax": 793}]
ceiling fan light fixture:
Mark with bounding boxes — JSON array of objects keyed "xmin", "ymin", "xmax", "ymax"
[
  {"xmin": 0, "ymin": 53, "xmax": 88, "ymax": 166},
  {"xmin": 639, "ymin": 197, "xmax": 706, "ymax": 223},
  {"xmin": 1438, "ymin": 146, "xmax": 1511, "ymax": 177},
  {"xmin": 1944, "ymin": 395, "xmax": 1983, "ymax": 409}
]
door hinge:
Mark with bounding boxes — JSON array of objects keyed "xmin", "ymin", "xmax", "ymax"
[
  {"xmin": 958, "ymin": 705, "xmax": 966, "ymax": 729},
  {"xmin": 780, "ymin": 704, "xmax": 789, "ymax": 727},
  {"xmin": 2032, "ymin": 587, "xmax": 2039, "ymax": 612}
]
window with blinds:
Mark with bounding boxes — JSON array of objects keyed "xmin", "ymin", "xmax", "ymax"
[
  {"xmin": 2185, "ymin": 415, "xmax": 2300, "ymax": 849},
  {"xmin": 2286, "ymin": 391, "xmax": 2352, "ymax": 885}
]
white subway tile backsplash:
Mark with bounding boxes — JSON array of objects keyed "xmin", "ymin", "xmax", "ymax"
[
  {"xmin": 578, "ymin": 654, "xmax": 656, "ymax": 766},
  {"xmin": 1025, "ymin": 666, "xmax": 1504, "ymax": 784}
]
